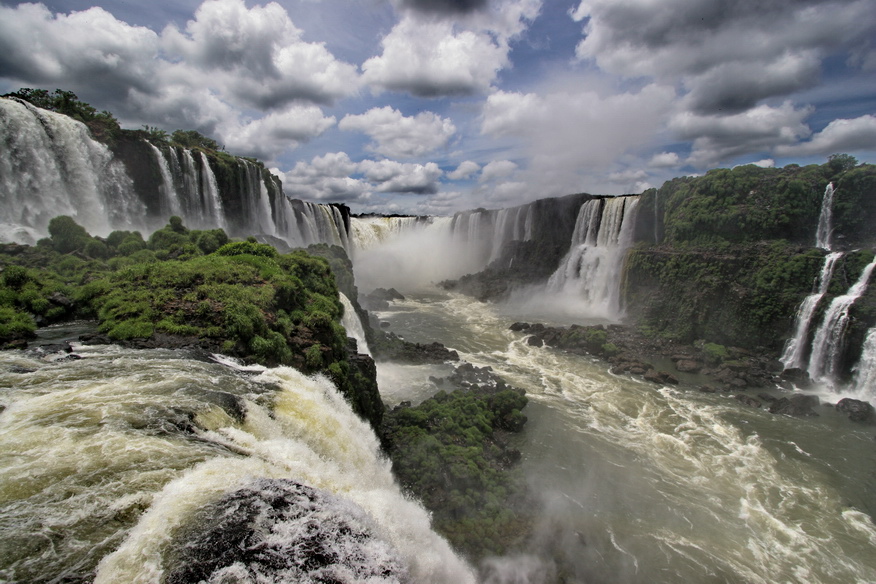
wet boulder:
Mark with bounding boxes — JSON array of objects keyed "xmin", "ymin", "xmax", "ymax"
[
  {"xmin": 768, "ymin": 394, "xmax": 820, "ymax": 417},
  {"xmin": 835, "ymin": 398, "xmax": 875, "ymax": 423},
  {"xmin": 164, "ymin": 479, "xmax": 407, "ymax": 584}
]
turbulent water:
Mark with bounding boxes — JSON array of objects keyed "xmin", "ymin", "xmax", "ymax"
[
  {"xmin": 373, "ymin": 291, "xmax": 876, "ymax": 584},
  {"xmin": 0, "ymin": 343, "xmax": 475, "ymax": 584}
]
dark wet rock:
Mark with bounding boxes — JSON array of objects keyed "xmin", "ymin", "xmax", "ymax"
[
  {"xmin": 675, "ymin": 359, "xmax": 703, "ymax": 373},
  {"xmin": 781, "ymin": 368, "xmax": 813, "ymax": 388},
  {"xmin": 527, "ymin": 335, "xmax": 544, "ymax": 347},
  {"xmin": 509, "ymin": 322, "xmax": 531, "ymax": 332},
  {"xmin": 835, "ymin": 398, "xmax": 875, "ymax": 423},
  {"xmin": 758, "ymin": 393, "xmax": 779, "ymax": 404},
  {"xmin": 769, "ymin": 394, "xmax": 820, "ymax": 417},
  {"xmin": 698, "ymin": 385, "xmax": 718, "ymax": 393},
  {"xmin": 373, "ymin": 331, "xmax": 459, "ymax": 364},
  {"xmin": 164, "ymin": 478, "xmax": 406, "ymax": 584},
  {"xmin": 735, "ymin": 394, "xmax": 762, "ymax": 408},
  {"xmin": 361, "ymin": 287, "xmax": 405, "ymax": 310},
  {"xmin": 644, "ymin": 369, "xmax": 679, "ymax": 385}
]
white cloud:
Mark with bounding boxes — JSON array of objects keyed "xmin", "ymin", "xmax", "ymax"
[
  {"xmin": 479, "ymin": 159, "xmax": 518, "ymax": 182},
  {"xmin": 0, "ymin": 3, "xmax": 159, "ymax": 98},
  {"xmin": 0, "ymin": 0, "xmax": 357, "ymax": 160},
  {"xmin": 362, "ymin": 0, "xmax": 540, "ymax": 97},
  {"xmin": 339, "ymin": 106, "xmax": 456, "ymax": 158},
  {"xmin": 362, "ymin": 16, "xmax": 508, "ymax": 97},
  {"xmin": 571, "ymin": 0, "xmax": 876, "ymax": 116},
  {"xmin": 359, "ymin": 159, "xmax": 444, "ymax": 194},
  {"xmin": 161, "ymin": 0, "xmax": 360, "ymax": 109},
  {"xmin": 671, "ymin": 102, "xmax": 813, "ymax": 167},
  {"xmin": 448, "ymin": 160, "xmax": 481, "ymax": 180},
  {"xmin": 281, "ymin": 154, "xmax": 445, "ymax": 202},
  {"xmin": 221, "ymin": 107, "xmax": 337, "ymax": 161},
  {"xmin": 648, "ymin": 152, "xmax": 680, "ymax": 168},
  {"xmin": 775, "ymin": 115, "xmax": 876, "ymax": 157}
]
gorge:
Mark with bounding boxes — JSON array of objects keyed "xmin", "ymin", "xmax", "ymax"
[{"xmin": 2, "ymin": 95, "xmax": 876, "ymax": 583}]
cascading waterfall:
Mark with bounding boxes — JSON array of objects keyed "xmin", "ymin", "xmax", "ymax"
[
  {"xmin": 339, "ymin": 293, "xmax": 371, "ymax": 356},
  {"xmin": 349, "ymin": 216, "xmax": 428, "ymax": 252},
  {"xmin": 780, "ymin": 251, "xmax": 844, "ymax": 370},
  {"xmin": 815, "ymin": 182, "xmax": 835, "ymax": 250},
  {"xmin": 852, "ymin": 328, "xmax": 876, "ymax": 398},
  {"xmin": 146, "ymin": 143, "xmax": 183, "ymax": 219},
  {"xmin": 447, "ymin": 203, "xmax": 537, "ymax": 268},
  {"xmin": 0, "ymin": 97, "xmax": 146, "ymax": 243},
  {"xmin": 0, "ymin": 347, "xmax": 475, "ymax": 583},
  {"xmin": 546, "ymin": 196, "xmax": 640, "ymax": 319},
  {"xmin": 807, "ymin": 256, "xmax": 876, "ymax": 383}
]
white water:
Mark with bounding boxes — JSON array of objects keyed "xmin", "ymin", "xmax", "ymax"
[
  {"xmin": 852, "ymin": 328, "xmax": 876, "ymax": 399},
  {"xmin": 780, "ymin": 252, "xmax": 844, "ymax": 370},
  {"xmin": 544, "ymin": 196, "xmax": 640, "ymax": 320},
  {"xmin": 0, "ymin": 346, "xmax": 474, "ymax": 583},
  {"xmin": 339, "ymin": 292, "xmax": 371, "ymax": 356},
  {"xmin": 0, "ymin": 97, "xmax": 146, "ymax": 243},
  {"xmin": 807, "ymin": 256, "xmax": 876, "ymax": 384},
  {"xmin": 377, "ymin": 291, "xmax": 876, "ymax": 584},
  {"xmin": 815, "ymin": 183, "xmax": 835, "ymax": 250}
]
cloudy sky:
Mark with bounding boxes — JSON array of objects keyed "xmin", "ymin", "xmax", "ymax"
[{"xmin": 1, "ymin": 0, "xmax": 875, "ymax": 215}]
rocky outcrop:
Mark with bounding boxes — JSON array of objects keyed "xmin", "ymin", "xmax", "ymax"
[
  {"xmin": 768, "ymin": 394, "xmax": 821, "ymax": 417},
  {"xmin": 835, "ymin": 398, "xmax": 875, "ymax": 423}
]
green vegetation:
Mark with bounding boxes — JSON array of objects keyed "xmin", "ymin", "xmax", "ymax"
[
  {"xmin": 0, "ymin": 216, "xmax": 382, "ymax": 428},
  {"xmin": 382, "ymin": 386, "xmax": 529, "ymax": 559},
  {"xmin": 3, "ymin": 88, "xmax": 121, "ymax": 143}
]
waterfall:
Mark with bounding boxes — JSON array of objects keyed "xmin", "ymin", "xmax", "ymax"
[
  {"xmin": 780, "ymin": 251, "xmax": 844, "ymax": 370},
  {"xmin": 807, "ymin": 256, "xmax": 876, "ymax": 383},
  {"xmin": 0, "ymin": 347, "xmax": 474, "ymax": 583},
  {"xmin": 546, "ymin": 196, "xmax": 640, "ymax": 319},
  {"xmin": 199, "ymin": 152, "xmax": 226, "ymax": 230},
  {"xmin": 0, "ymin": 97, "xmax": 146, "ymax": 243},
  {"xmin": 147, "ymin": 143, "xmax": 183, "ymax": 219},
  {"xmin": 349, "ymin": 216, "xmax": 427, "ymax": 253},
  {"xmin": 815, "ymin": 183, "xmax": 835, "ymax": 250},
  {"xmin": 852, "ymin": 328, "xmax": 876, "ymax": 398},
  {"xmin": 339, "ymin": 292, "xmax": 371, "ymax": 356}
]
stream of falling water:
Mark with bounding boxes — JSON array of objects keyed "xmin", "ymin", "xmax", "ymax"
[{"xmin": 0, "ymin": 343, "xmax": 475, "ymax": 584}]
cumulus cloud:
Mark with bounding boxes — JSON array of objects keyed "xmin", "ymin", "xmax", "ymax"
[
  {"xmin": 280, "ymin": 153, "xmax": 444, "ymax": 202},
  {"xmin": 671, "ymin": 102, "xmax": 813, "ymax": 167},
  {"xmin": 0, "ymin": 3, "xmax": 159, "ymax": 101},
  {"xmin": 339, "ymin": 106, "xmax": 456, "ymax": 158},
  {"xmin": 571, "ymin": 0, "xmax": 876, "ymax": 116},
  {"xmin": 161, "ymin": 0, "xmax": 360, "ymax": 109},
  {"xmin": 362, "ymin": 0, "xmax": 540, "ymax": 97},
  {"xmin": 648, "ymin": 152, "xmax": 680, "ymax": 168},
  {"xmin": 221, "ymin": 107, "xmax": 337, "ymax": 161},
  {"xmin": 448, "ymin": 160, "xmax": 481, "ymax": 180},
  {"xmin": 479, "ymin": 159, "xmax": 518, "ymax": 182},
  {"xmin": 775, "ymin": 115, "xmax": 876, "ymax": 157},
  {"xmin": 0, "ymin": 0, "xmax": 357, "ymax": 160}
]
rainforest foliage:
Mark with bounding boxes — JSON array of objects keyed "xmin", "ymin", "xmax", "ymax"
[
  {"xmin": 624, "ymin": 159, "xmax": 876, "ymax": 364},
  {"xmin": 382, "ymin": 385, "xmax": 529, "ymax": 560},
  {"xmin": 0, "ymin": 216, "xmax": 383, "ymax": 426}
]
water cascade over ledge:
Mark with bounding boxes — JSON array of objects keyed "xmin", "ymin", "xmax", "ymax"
[
  {"xmin": 546, "ymin": 196, "xmax": 640, "ymax": 319},
  {"xmin": 0, "ymin": 346, "xmax": 475, "ymax": 583}
]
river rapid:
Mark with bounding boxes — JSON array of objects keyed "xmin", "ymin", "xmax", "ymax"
[
  {"xmin": 2, "ymin": 294, "xmax": 876, "ymax": 584},
  {"xmin": 375, "ymin": 290, "xmax": 876, "ymax": 584}
]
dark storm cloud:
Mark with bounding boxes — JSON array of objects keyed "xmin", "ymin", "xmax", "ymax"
[{"xmin": 398, "ymin": 0, "xmax": 489, "ymax": 15}]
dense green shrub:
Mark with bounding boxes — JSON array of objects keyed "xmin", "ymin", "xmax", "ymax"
[{"xmin": 382, "ymin": 387, "xmax": 529, "ymax": 558}]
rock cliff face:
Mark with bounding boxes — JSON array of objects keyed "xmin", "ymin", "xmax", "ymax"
[{"xmin": 622, "ymin": 162, "xmax": 876, "ymax": 381}]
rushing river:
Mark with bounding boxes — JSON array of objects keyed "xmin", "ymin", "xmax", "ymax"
[
  {"xmin": 375, "ymin": 290, "xmax": 876, "ymax": 584},
  {"xmin": 0, "ymin": 339, "xmax": 475, "ymax": 584},
  {"xmin": 3, "ymin": 291, "xmax": 876, "ymax": 584}
]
